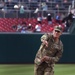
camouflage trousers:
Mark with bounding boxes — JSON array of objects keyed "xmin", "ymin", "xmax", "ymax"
[{"xmin": 34, "ymin": 62, "xmax": 54, "ymax": 75}]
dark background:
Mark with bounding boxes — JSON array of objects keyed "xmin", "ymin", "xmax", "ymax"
[{"xmin": 0, "ymin": 33, "xmax": 75, "ymax": 64}]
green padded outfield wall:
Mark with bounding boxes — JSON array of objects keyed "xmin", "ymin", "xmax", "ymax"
[{"xmin": 0, "ymin": 33, "xmax": 75, "ymax": 64}]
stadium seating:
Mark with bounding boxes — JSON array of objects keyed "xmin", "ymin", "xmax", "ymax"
[
  {"xmin": 0, "ymin": 18, "xmax": 65, "ymax": 32},
  {"xmin": 0, "ymin": 0, "xmax": 72, "ymax": 32}
]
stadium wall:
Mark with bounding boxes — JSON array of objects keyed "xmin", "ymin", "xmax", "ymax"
[{"xmin": 0, "ymin": 33, "xmax": 75, "ymax": 64}]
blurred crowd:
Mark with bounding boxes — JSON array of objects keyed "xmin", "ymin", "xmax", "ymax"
[{"xmin": 0, "ymin": 0, "xmax": 74, "ymax": 33}]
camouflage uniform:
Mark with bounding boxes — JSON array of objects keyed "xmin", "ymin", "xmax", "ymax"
[{"xmin": 34, "ymin": 33, "xmax": 63, "ymax": 75}]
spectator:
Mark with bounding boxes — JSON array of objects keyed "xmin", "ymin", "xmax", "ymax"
[
  {"xmin": 12, "ymin": 24, "xmax": 17, "ymax": 31},
  {"xmin": 62, "ymin": 12, "xmax": 73, "ymax": 32},
  {"xmin": 20, "ymin": 5, "xmax": 25, "ymax": 14},
  {"xmin": 47, "ymin": 13, "xmax": 52, "ymax": 25},
  {"xmin": 0, "ymin": 1, "xmax": 5, "ymax": 9},
  {"xmin": 34, "ymin": 24, "xmax": 41, "ymax": 33},
  {"xmin": 21, "ymin": 27, "xmax": 26, "ymax": 33},
  {"xmin": 41, "ymin": 2, "xmax": 48, "ymax": 17},
  {"xmin": 37, "ymin": 13, "xmax": 42, "ymax": 24},
  {"xmin": 16, "ymin": 24, "xmax": 22, "ymax": 32},
  {"xmin": 67, "ymin": 12, "xmax": 73, "ymax": 22},
  {"xmin": 55, "ymin": 13, "xmax": 61, "ymax": 24},
  {"xmin": 27, "ymin": 23, "xmax": 33, "ymax": 30},
  {"xmin": 26, "ymin": 23, "xmax": 33, "ymax": 33}
]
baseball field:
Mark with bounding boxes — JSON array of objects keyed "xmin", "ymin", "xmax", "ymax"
[{"xmin": 0, "ymin": 64, "xmax": 75, "ymax": 75}]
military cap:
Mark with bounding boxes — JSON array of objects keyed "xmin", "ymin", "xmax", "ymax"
[{"xmin": 54, "ymin": 25, "xmax": 62, "ymax": 32}]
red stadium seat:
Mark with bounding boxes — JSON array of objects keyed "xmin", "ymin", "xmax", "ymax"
[{"xmin": 0, "ymin": 18, "xmax": 65, "ymax": 32}]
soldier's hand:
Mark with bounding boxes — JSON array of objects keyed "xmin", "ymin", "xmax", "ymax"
[
  {"xmin": 41, "ymin": 56, "xmax": 50, "ymax": 62},
  {"xmin": 43, "ymin": 40, "xmax": 48, "ymax": 47}
]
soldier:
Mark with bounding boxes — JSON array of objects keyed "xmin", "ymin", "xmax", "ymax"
[{"xmin": 34, "ymin": 25, "xmax": 63, "ymax": 75}]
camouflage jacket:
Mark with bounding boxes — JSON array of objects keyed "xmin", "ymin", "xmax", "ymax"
[{"xmin": 34, "ymin": 33, "xmax": 63, "ymax": 65}]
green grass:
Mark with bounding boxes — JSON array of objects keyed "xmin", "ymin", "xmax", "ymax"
[{"xmin": 0, "ymin": 64, "xmax": 75, "ymax": 75}]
